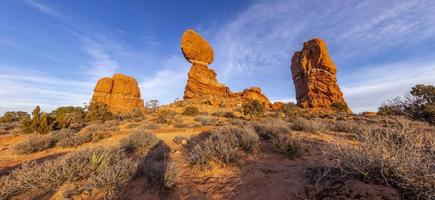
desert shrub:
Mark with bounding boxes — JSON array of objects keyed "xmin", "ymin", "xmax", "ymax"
[
  {"xmin": 126, "ymin": 122, "xmax": 141, "ymax": 129},
  {"xmin": 0, "ymin": 111, "xmax": 30, "ymax": 123},
  {"xmin": 270, "ymin": 134, "xmax": 302, "ymax": 159},
  {"xmin": 242, "ymin": 100, "xmax": 265, "ymax": 117},
  {"xmin": 173, "ymin": 136, "xmax": 188, "ymax": 145},
  {"xmin": 140, "ymin": 122, "xmax": 160, "ymax": 129},
  {"xmin": 121, "ymin": 108, "xmax": 144, "ymax": 120},
  {"xmin": 251, "ymin": 118, "xmax": 291, "ymax": 140},
  {"xmin": 174, "ymin": 122, "xmax": 189, "ymax": 128},
  {"xmin": 280, "ymin": 103, "xmax": 301, "ymax": 119},
  {"xmin": 229, "ymin": 118, "xmax": 248, "ymax": 126},
  {"xmin": 156, "ymin": 110, "xmax": 177, "ymax": 124},
  {"xmin": 82, "ymin": 120, "xmax": 119, "ymax": 133},
  {"xmin": 13, "ymin": 134, "xmax": 55, "ymax": 154},
  {"xmin": 56, "ymin": 132, "xmax": 92, "ymax": 147},
  {"xmin": 142, "ymin": 161, "xmax": 180, "ymax": 190},
  {"xmin": 331, "ymin": 102, "xmax": 349, "ymax": 113},
  {"xmin": 328, "ymin": 118, "xmax": 434, "ymax": 199},
  {"xmin": 194, "ymin": 116, "xmax": 218, "ymax": 126},
  {"xmin": 49, "ymin": 106, "xmax": 85, "ymax": 130},
  {"xmin": 292, "ymin": 118, "xmax": 327, "ymax": 133},
  {"xmin": 121, "ymin": 130, "xmax": 160, "ymax": 155},
  {"xmin": 188, "ymin": 127, "xmax": 259, "ymax": 166},
  {"xmin": 212, "ymin": 111, "xmax": 236, "ymax": 118},
  {"xmin": 85, "ymin": 102, "xmax": 113, "ymax": 122},
  {"xmin": 182, "ymin": 106, "xmax": 199, "ymax": 116},
  {"xmin": 145, "ymin": 100, "xmax": 160, "ymax": 112},
  {"xmin": 21, "ymin": 106, "xmax": 53, "ymax": 134},
  {"xmin": 378, "ymin": 84, "xmax": 435, "ymax": 125},
  {"xmin": 0, "ymin": 147, "xmax": 138, "ymax": 199},
  {"xmin": 328, "ymin": 120, "xmax": 364, "ymax": 134}
]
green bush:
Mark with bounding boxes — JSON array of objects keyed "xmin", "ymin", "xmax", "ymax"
[
  {"xmin": 378, "ymin": 84, "xmax": 435, "ymax": 125},
  {"xmin": 156, "ymin": 110, "xmax": 177, "ymax": 124},
  {"xmin": 0, "ymin": 111, "xmax": 30, "ymax": 123},
  {"xmin": 331, "ymin": 102, "xmax": 349, "ymax": 113},
  {"xmin": 21, "ymin": 106, "xmax": 53, "ymax": 134},
  {"xmin": 49, "ymin": 106, "xmax": 85, "ymax": 130},
  {"xmin": 182, "ymin": 106, "xmax": 199, "ymax": 116},
  {"xmin": 242, "ymin": 100, "xmax": 265, "ymax": 117},
  {"xmin": 85, "ymin": 102, "xmax": 113, "ymax": 122}
]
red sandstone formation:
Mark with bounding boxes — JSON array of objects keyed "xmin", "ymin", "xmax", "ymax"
[
  {"xmin": 181, "ymin": 29, "xmax": 271, "ymax": 109},
  {"xmin": 92, "ymin": 73, "xmax": 144, "ymax": 114},
  {"xmin": 291, "ymin": 38, "xmax": 350, "ymax": 112}
]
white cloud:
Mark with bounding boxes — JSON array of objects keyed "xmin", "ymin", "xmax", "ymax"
[
  {"xmin": 139, "ymin": 55, "xmax": 188, "ymax": 104},
  {"xmin": 341, "ymin": 59, "xmax": 435, "ymax": 112},
  {"xmin": 24, "ymin": 0, "xmax": 60, "ymax": 16}
]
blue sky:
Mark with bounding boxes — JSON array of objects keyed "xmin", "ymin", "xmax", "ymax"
[{"xmin": 1, "ymin": 0, "xmax": 434, "ymax": 114}]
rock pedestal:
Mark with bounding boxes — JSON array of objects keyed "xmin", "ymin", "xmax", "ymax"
[{"xmin": 181, "ymin": 29, "xmax": 272, "ymax": 109}]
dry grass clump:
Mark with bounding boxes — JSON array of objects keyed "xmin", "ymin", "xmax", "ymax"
[
  {"xmin": 188, "ymin": 127, "xmax": 259, "ymax": 166},
  {"xmin": 82, "ymin": 120, "xmax": 119, "ymax": 133},
  {"xmin": 270, "ymin": 134, "xmax": 302, "ymax": 159},
  {"xmin": 121, "ymin": 130, "xmax": 160, "ymax": 155},
  {"xmin": 156, "ymin": 110, "xmax": 177, "ymax": 124},
  {"xmin": 13, "ymin": 134, "xmax": 55, "ymax": 154},
  {"xmin": 0, "ymin": 147, "xmax": 138, "ymax": 200},
  {"xmin": 182, "ymin": 106, "xmax": 200, "ymax": 116},
  {"xmin": 251, "ymin": 118, "xmax": 291, "ymax": 140},
  {"xmin": 194, "ymin": 116, "xmax": 218, "ymax": 126},
  {"xmin": 328, "ymin": 118, "xmax": 434, "ymax": 199},
  {"xmin": 292, "ymin": 118, "xmax": 327, "ymax": 133},
  {"xmin": 174, "ymin": 122, "xmax": 189, "ymax": 128},
  {"xmin": 328, "ymin": 120, "xmax": 365, "ymax": 134}
]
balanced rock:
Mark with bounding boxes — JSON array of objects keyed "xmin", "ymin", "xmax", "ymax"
[
  {"xmin": 181, "ymin": 29, "xmax": 214, "ymax": 65},
  {"xmin": 291, "ymin": 38, "xmax": 350, "ymax": 112},
  {"xmin": 92, "ymin": 73, "xmax": 144, "ymax": 114},
  {"xmin": 181, "ymin": 29, "xmax": 271, "ymax": 109}
]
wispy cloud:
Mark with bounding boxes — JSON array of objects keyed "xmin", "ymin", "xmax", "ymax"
[
  {"xmin": 341, "ymin": 58, "xmax": 435, "ymax": 112},
  {"xmin": 24, "ymin": 0, "xmax": 60, "ymax": 16},
  {"xmin": 139, "ymin": 55, "xmax": 188, "ymax": 104}
]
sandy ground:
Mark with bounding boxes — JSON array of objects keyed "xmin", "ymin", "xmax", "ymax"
[{"xmin": 0, "ymin": 121, "xmax": 401, "ymax": 200}]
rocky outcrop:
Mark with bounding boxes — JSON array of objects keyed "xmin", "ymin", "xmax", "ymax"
[
  {"xmin": 291, "ymin": 38, "xmax": 350, "ymax": 112},
  {"xmin": 92, "ymin": 73, "xmax": 144, "ymax": 114},
  {"xmin": 181, "ymin": 29, "xmax": 271, "ymax": 109}
]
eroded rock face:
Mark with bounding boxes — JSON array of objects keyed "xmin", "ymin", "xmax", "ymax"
[
  {"xmin": 181, "ymin": 29, "xmax": 271, "ymax": 109},
  {"xmin": 92, "ymin": 73, "xmax": 144, "ymax": 114},
  {"xmin": 291, "ymin": 38, "xmax": 350, "ymax": 112}
]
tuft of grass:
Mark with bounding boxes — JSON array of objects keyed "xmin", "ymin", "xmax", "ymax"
[
  {"xmin": 251, "ymin": 118, "xmax": 291, "ymax": 140},
  {"xmin": 121, "ymin": 130, "xmax": 160, "ymax": 155},
  {"xmin": 292, "ymin": 118, "xmax": 327, "ymax": 133},
  {"xmin": 188, "ymin": 127, "xmax": 259, "ymax": 166},
  {"xmin": 182, "ymin": 106, "xmax": 199, "ymax": 116},
  {"xmin": 194, "ymin": 116, "xmax": 218, "ymax": 126},
  {"xmin": 13, "ymin": 134, "xmax": 55, "ymax": 154}
]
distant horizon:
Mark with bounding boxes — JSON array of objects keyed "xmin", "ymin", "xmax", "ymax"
[{"xmin": 1, "ymin": 0, "xmax": 435, "ymax": 115}]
